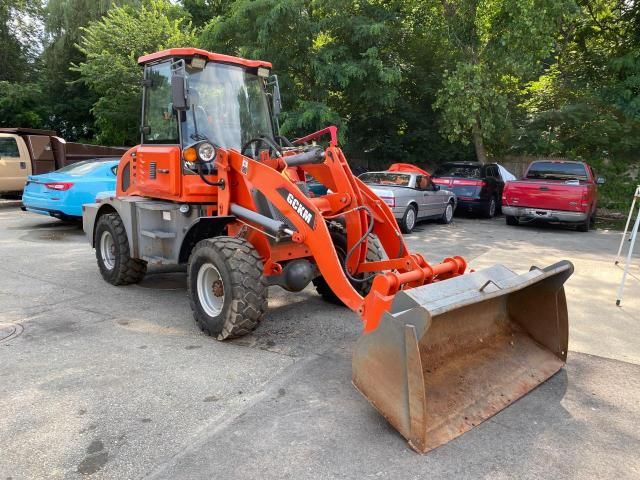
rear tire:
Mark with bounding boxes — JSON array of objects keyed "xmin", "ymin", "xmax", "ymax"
[
  {"xmin": 505, "ymin": 215, "xmax": 518, "ymax": 226},
  {"xmin": 577, "ymin": 214, "xmax": 591, "ymax": 232},
  {"xmin": 400, "ymin": 205, "xmax": 417, "ymax": 233},
  {"xmin": 483, "ymin": 197, "xmax": 497, "ymax": 218},
  {"xmin": 438, "ymin": 201, "xmax": 455, "ymax": 224},
  {"xmin": 313, "ymin": 229, "xmax": 383, "ymax": 306},
  {"xmin": 188, "ymin": 236, "xmax": 268, "ymax": 340},
  {"xmin": 94, "ymin": 213, "xmax": 147, "ymax": 285}
]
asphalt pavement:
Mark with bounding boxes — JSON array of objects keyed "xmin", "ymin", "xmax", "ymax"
[{"xmin": 0, "ymin": 201, "xmax": 638, "ymax": 479}]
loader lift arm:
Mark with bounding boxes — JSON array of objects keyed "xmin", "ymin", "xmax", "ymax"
[{"xmin": 212, "ymin": 135, "xmax": 466, "ymax": 332}]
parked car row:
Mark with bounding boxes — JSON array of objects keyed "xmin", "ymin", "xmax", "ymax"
[
  {"xmin": 357, "ymin": 159, "xmax": 604, "ymax": 233},
  {"xmin": 17, "ymin": 154, "xmax": 604, "ymax": 235},
  {"xmin": 357, "ymin": 161, "xmax": 517, "ymax": 232}
]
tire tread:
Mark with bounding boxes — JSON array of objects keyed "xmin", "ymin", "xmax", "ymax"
[
  {"xmin": 188, "ymin": 237, "xmax": 268, "ymax": 340},
  {"xmin": 95, "ymin": 213, "xmax": 147, "ymax": 285}
]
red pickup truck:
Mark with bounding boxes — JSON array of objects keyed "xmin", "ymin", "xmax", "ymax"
[{"xmin": 502, "ymin": 160, "xmax": 605, "ymax": 232}]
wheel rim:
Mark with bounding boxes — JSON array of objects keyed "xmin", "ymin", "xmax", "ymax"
[
  {"xmin": 406, "ymin": 208, "xmax": 416, "ymax": 230},
  {"xmin": 489, "ymin": 199, "xmax": 496, "ymax": 217},
  {"xmin": 445, "ymin": 204, "xmax": 453, "ymax": 222},
  {"xmin": 100, "ymin": 231, "xmax": 116, "ymax": 270},
  {"xmin": 197, "ymin": 263, "xmax": 225, "ymax": 317}
]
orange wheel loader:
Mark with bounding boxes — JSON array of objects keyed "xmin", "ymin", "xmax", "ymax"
[{"xmin": 82, "ymin": 48, "xmax": 574, "ymax": 453}]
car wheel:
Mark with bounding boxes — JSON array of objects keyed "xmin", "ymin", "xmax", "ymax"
[
  {"xmin": 505, "ymin": 215, "xmax": 519, "ymax": 226},
  {"xmin": 483, "ymin": 197, "xmax": 497, "ymax": 218},
  {"xmin": 95, "ymin": 212, "xmax": 147, "ymax": 285},
  {"xmin": 438, "ymin": 201, "xmax": 454, "ymax": 224},
  {"xmin": 400, "ymin": 205, "xmax": 417, "ymax": 233},
  {"xmin": 577, "ymin": 214, "xmax": 590, "ymax": 232}
]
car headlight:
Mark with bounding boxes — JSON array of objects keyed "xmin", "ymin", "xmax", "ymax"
[{"xmin": 197, "ymin": 142, "xmax": 216, "ymax": 163}]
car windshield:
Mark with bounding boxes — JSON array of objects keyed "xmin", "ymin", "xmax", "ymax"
[
  {"xmin": 182, "ymin": 63, "xmax": 273, "ymax": 151},
  {"xmin": 359, "ymin": 172, "xmax": 412, "ymax": 187},
  {"xmin": 56, "ymin": 161, "xmax": 114, "ymax": 175},
  {"xmin": 434, "ymin": 164, "xmax": 481, "ymax": 178},
  {"xmin": 526, "ymin": 161, "xmax": 588, "ymax": 181}
]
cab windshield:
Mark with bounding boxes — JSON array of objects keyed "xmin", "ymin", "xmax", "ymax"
[{"xmin": 183, "ymin": 63, "xmax": 273, "ymax": 151}]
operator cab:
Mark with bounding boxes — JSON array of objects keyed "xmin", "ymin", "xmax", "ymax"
[{"xmin": 138, "ymin": 48, "xmax": 281, "ymax": 172}]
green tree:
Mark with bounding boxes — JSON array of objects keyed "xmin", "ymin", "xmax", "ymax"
[
  {"xmin": 181, "ymin": 0, "xmax": 234, "ymax": 26},
  {"xmin": 0, "ymin": 82, "xmax": 45, "ymax": 127},
  {"xmin": 517, "ymin": 0, "xmax": 640, "ymax": 160},
  {"xmin": 432, "ymin": 0, "xmax": 575, "ymax": 163},
  {"xmin": 75, "ymin": 0, "xmax": 197, "ymax": 145},
  {"xmin": 0, "ymin": 0, "xmax": 42, "ymax": 83},
  {"xmin": 41, "ymin": 0, "xmax": 141, "ymax": 139},
  {"xmin": 200, "ymin": 0, "xmax": 405, "ymax": 166},
  {"xmin": 514, "ymin": 0, "xmax": 640, "ymax": 209}
]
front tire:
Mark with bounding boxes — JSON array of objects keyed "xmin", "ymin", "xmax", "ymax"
[
  {"xmin": 94, "ymin": 213, "xmax": 147, "ymax": 285},
  {"xmin": 400, "ymin": 205, "xmax": 417, "ymax": 233},
  {"xmin": 188, "ymin": 236, "xmax": 268, "ymax": 340},
  {"xmin": 505, "ymin": 215, "xmax": 518, "ymax": 226}
]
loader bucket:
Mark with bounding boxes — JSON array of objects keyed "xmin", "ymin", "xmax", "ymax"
[{"xmin": 352, "ymin": 260, "xmax": 573, "ymax": 453}]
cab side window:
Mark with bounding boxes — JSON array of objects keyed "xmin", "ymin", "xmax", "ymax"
[
  {"xmin": 142, "ymin": 62, "xmax": 179, "ymax": 144},
  {"xmin": 0, "ymin": 137, "xmax": 20, "ymax": 157}
]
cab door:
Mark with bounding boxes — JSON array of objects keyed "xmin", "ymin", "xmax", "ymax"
[{"xmin": 0, "ymin": 134, "xmax": 32, "ymax": 193}]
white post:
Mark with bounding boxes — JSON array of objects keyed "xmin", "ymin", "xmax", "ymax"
[
  {"xmin": 616, "ymin": 186, "xmax": 640, "ymax": 306},
  {"xmin": 615, "ymin": 186, "xmax": 640, "ymax": 264}
]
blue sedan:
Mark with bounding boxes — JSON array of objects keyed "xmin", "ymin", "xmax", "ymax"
[{"xmin": 22, "ymin": 159, "xmax": 119, "ymax": 220}]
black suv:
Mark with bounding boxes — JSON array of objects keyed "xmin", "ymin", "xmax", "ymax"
[{"xmin": 432, "ymin": 162, "xmax": 505, "ymax": 218}]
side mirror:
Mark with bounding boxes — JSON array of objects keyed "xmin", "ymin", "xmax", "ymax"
[
  {"xmin": 596, "ymin": 176, "xmax": 606, "ymax": 185},
  {"xmin": 171, "ymin": 74, "xmax": 188, "ymax": 111}
]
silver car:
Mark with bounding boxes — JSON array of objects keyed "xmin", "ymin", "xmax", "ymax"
[{"xmin": 359, "ymin": 171, "xmax": 457, "ymax": 233}]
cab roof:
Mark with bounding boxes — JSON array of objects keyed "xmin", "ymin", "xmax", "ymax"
[{"xmin": 138, "ymin": 48, "xmax": 272, "ymax": 70}]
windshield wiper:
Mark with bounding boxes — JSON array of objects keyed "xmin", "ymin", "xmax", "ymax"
[{"xmin": 189, "ymin": 106, "xmax": 207, "ymax": 141}]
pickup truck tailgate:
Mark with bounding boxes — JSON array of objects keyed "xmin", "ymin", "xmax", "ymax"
[{"xmin": 504, "ymin": 181, "xmax": 586, "ymax": 211}]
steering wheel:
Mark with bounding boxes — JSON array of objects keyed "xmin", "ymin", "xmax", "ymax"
[{"xmin": 241, "ymin": 137, "xmax": 283, "ymax": 160}]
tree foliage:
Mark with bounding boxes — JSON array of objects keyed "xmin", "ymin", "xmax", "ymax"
[
  {"xmin": 200, "ymin": 1, "xmax": 402, "ymax": 161},
  {"xmin": 74, "ymin": 0, "xmax": 197, "ymax": 145},
  {"xmin": 432, "ymin": 0, "xmax": 576, "ymax": 162},
  {"xmin": 0, "ymin": 82, "xmax": 45, "ymax": 127},
  {"xmin": 0, "ymin": 0, "xmax": 43, "ymax": 83},
  {"xmin": 0, "ymin": 0, "xmax": 638, "ymax": 205}
]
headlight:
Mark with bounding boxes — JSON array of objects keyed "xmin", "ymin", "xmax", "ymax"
[{"xmin": 197, "ymin": 142, "xmax": 216, "ymax": 163}]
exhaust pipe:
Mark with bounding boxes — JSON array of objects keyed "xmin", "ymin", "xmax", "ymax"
[{"xmin": 352, "ymin": 260, "xmax": 573, "ymax": 453}]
